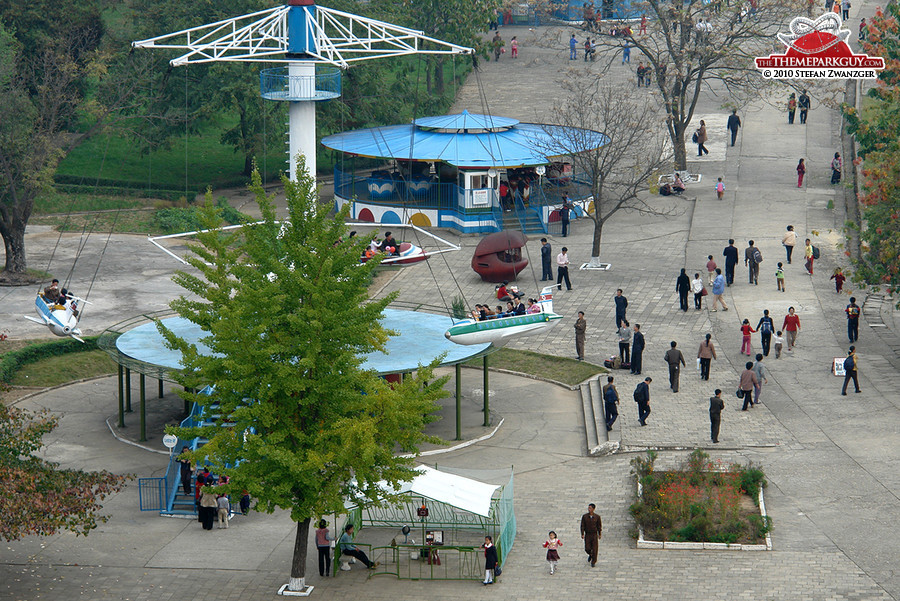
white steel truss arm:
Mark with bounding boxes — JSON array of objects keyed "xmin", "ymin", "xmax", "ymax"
[{"xmin": 132, "ymin": 4, "xmax": 472, "ymax": 67}]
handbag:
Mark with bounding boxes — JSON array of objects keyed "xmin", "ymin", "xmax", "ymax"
[
  {"xmin": 736, "ymin": 388, "xmax": 745, "ymax": 399},
  {"xmin": 700, "ymin": 287, "xmax": 708, "ymax": 296},
  {"xmin": 494, "ymin": 564, "xmax": 502, "ymax": 576}
]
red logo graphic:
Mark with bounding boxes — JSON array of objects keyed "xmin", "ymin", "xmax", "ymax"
[{"xmin": 756, "ymin": 13, "xmax": 884, "ymax": 79}]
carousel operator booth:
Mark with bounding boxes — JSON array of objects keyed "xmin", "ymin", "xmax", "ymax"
[
  {"xmin": 322, "ymin": 111, "xmax": 607, "ymax": 234},
  {"xmin": 338, "ymin": 465, "xmax": 515, "ymax": 581}
]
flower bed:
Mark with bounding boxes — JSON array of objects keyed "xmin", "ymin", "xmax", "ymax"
[{"xmin": 630, "ymin": 450, "xmax": 772, "ymax": 550}]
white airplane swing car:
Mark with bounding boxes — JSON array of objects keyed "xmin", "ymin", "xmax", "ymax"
[{"xmin": 24, "ymin": 294, "xmax": 90, "ymax": 342}]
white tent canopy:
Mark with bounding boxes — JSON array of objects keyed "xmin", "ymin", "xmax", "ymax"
[{"xmin": 386, "ymin": 465, "xmax": 501, "ymax": 518}]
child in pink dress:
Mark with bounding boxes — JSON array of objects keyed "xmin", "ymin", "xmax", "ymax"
[
  {"xmin": 543, "ymin": 531, "xmax": 562, "ymax": 574},
  {"xmin": 511, "ymin": 36, "xmax": 518, "ymax": 58}
]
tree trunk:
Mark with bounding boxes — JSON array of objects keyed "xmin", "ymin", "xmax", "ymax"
[
  {"xmin": 0, "ymin": 207, "xmax": 29, "ymax": 276},
  {"xmin": 288, "ymin": 517, "xmax": 311, "ymax": 592},
  {"xmin": 433, "ymin": 59, "xmax": 445, "ymax": 96},
  {"xmin": 586, "ymin": 218, "xmax": 604, "ymax": 267},
  {"xmin": 243, "ymin": 153, "xmax": 253, "ymax": 178},
  {"xmin": 673, "ymin": 126, "xmax": 688, "ymax": 171}
]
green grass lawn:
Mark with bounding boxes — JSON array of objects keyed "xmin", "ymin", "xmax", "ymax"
[
  {"xmin": 465, "ymin": 348, "xmax": 605, "ymax": 386},
  {"xmin": 8, "ymin": 350, "xmax": 118, "ymax": 388}
]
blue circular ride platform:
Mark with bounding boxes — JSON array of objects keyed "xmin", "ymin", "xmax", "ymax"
[{"xmin": 115, "ymin": 309, "xmax": 490, "ymax": 375}]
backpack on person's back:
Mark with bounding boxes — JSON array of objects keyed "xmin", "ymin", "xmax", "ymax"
[
  {"xmin": 843, "ymin": 355, "xmax": 854, "ymax": 371},
  {"xmin": 751, "ymin": 247, "xmax": 763, "ymax": 264}
]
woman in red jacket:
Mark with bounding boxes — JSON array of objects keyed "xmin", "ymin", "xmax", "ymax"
[{"xmin": 782, "ymin": 306, "xmax": 801, "ymax": 351}]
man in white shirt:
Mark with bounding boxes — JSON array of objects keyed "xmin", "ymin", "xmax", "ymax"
[{"xmin": 556, "ymin": 247, "xmax": 571, "ymax": 291}]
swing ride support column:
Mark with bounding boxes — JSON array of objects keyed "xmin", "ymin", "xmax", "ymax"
[
  {"xmin": 117, "ymin": 365, "xmax": 125, "ymax": 428},
  {"xmin": 125, "ymin": 368, "xmax": 133, "ymax": 413},
  {"xmin": 287, "ymin": 62, "xmax": 316, "ymax": 181},
  {"xmin": 455, "ymin": 364, "xmax": 462, "ymax": 441},
  {"xmin": 158, "ymin": 378, "xmax": 164, "ymax": 399},
  {"xmin": 139, "ymin": 374, "xmax": 147, "ymax": 442},
  {"xmin": 483, "ymin": 355, "xmax": 490, "ymax": 427}
]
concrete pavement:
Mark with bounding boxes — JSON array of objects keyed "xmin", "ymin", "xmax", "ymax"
[{"xmin": 3, "ymin": 5, "xmax": 900, "ymax": 600}]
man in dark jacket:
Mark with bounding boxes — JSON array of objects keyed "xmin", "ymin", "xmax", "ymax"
[
  {"xmin": 676, "ymin": 268, "xmax": 691, "ymax": 311},
  {"xmin": 634, "ymin": 377, "xmax": 651, "ymax": 426},
  {"xmin": 614, "ymin": 289, "xmax": 629, "ymax": 328},
  {"xmin": 663, "ymin": 341, "xmax": 685, "ymax": 392},
  {"xmin": 602, "ymin": 376, "xmax": 619, "ymax": 430},
  {"xmin": 798, "ymin": 90, "xmax": 810, "ymax": 124},
  {"xmin": 540, "ymin": 238, "xmax": 553, "ymax": 281},
  {"xmin": 709, "ymin": 389, "xmax": 725, "ymax": 443},
  {"xmin": 580, "ymin": 503, "xmax": 602, "ymax": 567},
  {"xmin": 723, "ymin": 239, "xmax": 739, "ymax": 286},
  {"xmin": 726, "ymin": 109, "xmax": 741, "ymax": 146},
  {"xmin": 630, "ymin": 324, "xmax": 645, "ymax": 374}
]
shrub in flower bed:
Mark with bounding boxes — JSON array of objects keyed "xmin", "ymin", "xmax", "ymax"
[{"xmin": 630, "ymin": 449, "xmax": 772, "ymax": 545}]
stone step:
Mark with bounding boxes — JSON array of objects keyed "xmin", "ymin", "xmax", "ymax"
[{"xmin": 580, "ymin": 382, "xmax": 600, "ymax": 454}]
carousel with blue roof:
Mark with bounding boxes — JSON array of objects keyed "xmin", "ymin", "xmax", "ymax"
[{"xmin": 322, "ymin": 111, "xmax": 608, "ymax": 234}]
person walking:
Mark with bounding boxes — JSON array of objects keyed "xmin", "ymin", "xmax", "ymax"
[
  {"xmin": 782, "ymin": 225, "xmax": 797, "ymax": 264},
  {"xmin": 841, "ymin": 346, "xmax": 861, "ymax": 395},
  {"xmin": 580, "ymin": 504, "xmax": 602, "ymax": 567},
  {"xmin": 676, "ymin": 268, "xmax": 691, "ymax": 311},
  {"xmin": 510, "ymin": 36, "xmax": 518, "ymax": 58},
  {"xmin": 744, "ymin": 240, "xmax": 762, "ymax": 285},
  {"xmin": 726, "ymin": 109, "xmax": 741, "ymax": 146},
  {"xmin": 723, "ymin": 239, "xmax": 739, "ymax": 286},
  {"xmin": 739, "ymin": 362, "xmax": 759, "ymax": 411},
  {"xmin": 797, "ymin": 158, "xmax": 806, "ymax": 187},
  {"xmin": 710, "ymin": 268, "xmax": 729, "ymax": 311},
  {"xmin": 614, "ymin": 289, "xmax": 629, "ymax": 328},
  {"xmin": 831, "ymin": 152, "xmax": 842, "ymax": 184},
  {"xmin": 845, "ymin": 296, "xmax": 861, "ymax": 343},
  {"xmin": 831, "ymin": 268, "xmax": 846, "ymax": 293},
  {"xmin": 540, "ymin": 238, "xmax": 553, "ymax": 281},
  {"xmin": 574, "ymin": 311, "xmax": 587, "ymax": 361},
  {"xmin": 569, "ymin": 33, "xmax": 578, "ymax": 60},
  {"xmin": 691, "ymin": 272, "xmax": 704, "ymax": 310},
  {"xmin": 557, "ymin": 247, "xmax": 572, "ymax": 291},
  {"xmin": 787, "ymin": 93, "xmax": 797, "ymax": 124},
  {"xmin": 841, "ymin": 0, "xmax": 850, "ymax": 20},
  {"xmin": 199, "ymin": 485, "xmax": 218, "ymax": 530},
  {"xmin": 543, "ymin": 531, "xmax": 562, "ymax": 575},
  {"xmin": 775, "ymin": 262, "xmax": 786, "ymax": 292},
  {"xmin": 617, "ymin": 323, "xmax": 631, "ymax": 364},
  {"xmin": 804, "ymin": 238, "xmax": 814, "ymax": 275},
  {"xmin": 316, "ymin": 519, "xmax": 335, "ymax": 577},
  {"xmin": 715, "ymin": 177, "xmax": 725, "ymax": 200},
  {"xmin": 756, "ymin": 309, "xmax": 775, "ymax": 356},
  {"xmin": 706, "ymin": 255, "xmax": 717, "ymax": 286},
  {"xmin": 773, "ymin": 330, "xmax": 785, "ymax": 359},
  {"xmin": 492, "ymin": 32, "xmax": 503, "ymax": 61},
  {"xmin": 709, "ymin": 389, "xmax": 725, "ymax": 443},
  {"xmin": 698, "ymin": 333, "xmax": 716, "ymax": 380},
  {"xmin": 664, "ymin": 341, "xmax": 685, "ymax": 392},
  {"xmin": 695, "ymin": 120, "xmax": 709, "ymax": 156},
  {"xmin": 634, "ymin": 377, "xmax": 652, "ymax": 425},
  {"xmin": 752, "ymin": 353, "xmax": 768, "ymax": 404},
  {"xmin": 798, "ymin": 89, "xmax": 810, "ymax": 123},
  {"xmin": 602, "ymin": 376, "xmax": 619, "ymax": 431},
  {"xmin": 630, "ymin": 324, "xmax": 645, "ymax": 374},
  {"xmin": 482, "ymin": 536, "xmax": 499, "ymax": 584},
  {"xmin": 740, "ymin": 319, "xmax": 756, "ymax": 355},
  {"xmin": 782, "ymin": 306, "xmax": 801, "ymax": 351}
]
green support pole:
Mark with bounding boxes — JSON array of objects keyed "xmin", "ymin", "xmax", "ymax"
[
  {"xmin": 483, "ymin": 355, "xmax": 490, "ymax": 427},
  {"xmin": 139, "ymin": 374, "xmax": 147, "ymax": 442},
  {"xmin": 184, "ymin": 387, "xmax": 191, "ymax": 415},
  {"xmin": 455, "ymin": 363, "xmax": 462, "ymax": 441},
  {"xmin": 158, "ymin": 378, "xmax": 164, "ymax": 399},
  {"xmin": 125, "ymin": 368, "xmax": 132, "ymax": 413},
  {"xmin": 117, "ymin": 364, "xmax": 125, "ymax": 428}
]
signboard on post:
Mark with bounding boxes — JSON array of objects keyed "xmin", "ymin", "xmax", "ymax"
[
  {"xmin": 162, "ymin": 434, "xmax": 178, "ymax": 449},
  {"xmin": 832, "ymin": 357, "xmax": 846, "ymax": 377}
]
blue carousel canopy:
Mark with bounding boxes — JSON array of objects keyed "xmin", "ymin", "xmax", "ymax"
[{"xmin": 321, "ymin": 110, "xmax": 609, "ymax": 168}]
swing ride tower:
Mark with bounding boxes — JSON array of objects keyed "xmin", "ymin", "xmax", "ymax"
[{"xmin": 132, "ymin": 0, "xmax": 474, "ymax": 182}]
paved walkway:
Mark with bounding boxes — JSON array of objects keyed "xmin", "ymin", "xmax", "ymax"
[{"xmin": 3, "ymin": 6, "xmax": 900, "ymax": 601}]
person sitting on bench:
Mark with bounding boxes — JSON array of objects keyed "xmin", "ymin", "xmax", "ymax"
[{"xmin": 339, "ymin": 524, "xmax": 377, "ymax": 569}]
